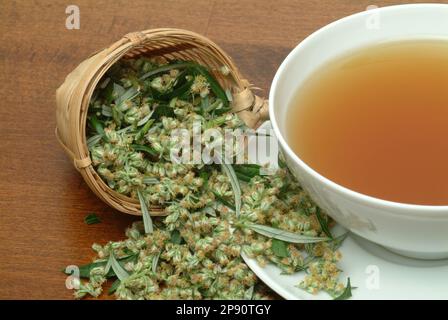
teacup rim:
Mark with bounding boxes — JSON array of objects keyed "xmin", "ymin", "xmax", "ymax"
[{"xmin": 269, "ymin": 3, "xmax": 448, "ymax": 216}]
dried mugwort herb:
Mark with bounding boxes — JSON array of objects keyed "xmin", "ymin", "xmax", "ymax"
[{"xmin": 68, "ymin": 57, "xmax": 347, "ymax": 300}]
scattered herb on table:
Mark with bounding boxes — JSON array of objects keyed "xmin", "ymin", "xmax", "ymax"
[{"xmin": 84, "ymin": 213, "xmax": 101, "ymax": 225}]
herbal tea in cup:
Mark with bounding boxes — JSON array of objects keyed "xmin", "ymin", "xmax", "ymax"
[{"xmin": 286, "ymin": 39, "xmax": 448, "ymax": 206}]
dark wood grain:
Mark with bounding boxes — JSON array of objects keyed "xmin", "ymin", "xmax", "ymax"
[{"xmin": 0, "ymin": 0, "xmax": 442, "ymax": 299}]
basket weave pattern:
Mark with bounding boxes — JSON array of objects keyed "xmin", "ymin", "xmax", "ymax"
[{"xmin": 56, "ymin": 28, "xmax": 268, "ymax": 216}]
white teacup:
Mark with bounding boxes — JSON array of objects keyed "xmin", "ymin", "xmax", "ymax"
[{"xmin": 269, "ymin": 4, "xmax": 448, "ymax": 260}]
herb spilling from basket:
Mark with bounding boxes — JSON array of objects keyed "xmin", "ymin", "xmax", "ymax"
[{"xmin": 66, "ymin": 57, "xmax": 351, "ymax": 299}]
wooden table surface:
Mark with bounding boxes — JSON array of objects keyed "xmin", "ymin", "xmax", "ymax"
[{"xmin": 0, "ymin": 0, "xmax": 439, "ymax": 299}]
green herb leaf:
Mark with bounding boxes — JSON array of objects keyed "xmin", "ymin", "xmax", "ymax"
[
  {"xmin": 225, "ymin": 89, "xmax": 233, "ymax": 102},
  {"xmin": 142, "ymin": 176, "xmax": 159, "ymax": 184},
  {"xmin": 64, "ymin": 254, "xmax": 137, "ymax": 279},
  {"xmin": 170, "ymin": 230, "xmax": 183, "ymax": 245},
  {"xmin": 234, "ymin": 171, "xmax": 252, "ymax": 182},
  {"xmin": 141, "ymin": 61, "xmax": 229, "ymax": 107},
  {"xmin": 334, "ymin": 278, "xmax": 353, "ymax": 300},
  {"xmin": 115, "ymin": 86, "xmax": 139, "ymax": 110},
  {"xmin": 135, "ymin": 119, "xmax": 155, "ymax": 141},
  {"xmin": 84, "ymin": 213, "xmax": 101, "ymax": 225},
  {"xmin": 315, "ymin": 208, "xmax": 333, "ymax": 239},
  {"xmin": 112, "ymin": 83, "xmax": 125, "ymax": 98},
  {"xmin": 137, "ymin": 190, "xmax": 153, "ymax": 234},
  {"xmin": 213, "ymin": 105, "xmax": 232, "ymax": 116},
  {"xmin": 152, "ymin": 104, "xmax": 175, "ymax": 120},
  {"xmin": 221, "ymin": 164, "xmax": 241, "ymax": 216},
  {"xmin": 87, "ymin": 134, "xmax": 102, "ymax": 149},
  {"xmin": 199, "ymin": 169, "xmax": 210, "ymax": 190},
  {"xmin": 108, "ymin": 251, "xmax": 130, "ymax": 281},
  {"xmin": 212, "ymin": 191, "xmax": 236, "ymax": 211},
  {"xmin": 139, "ymin": 62, "xmax": 191, "ymax": 81},
  {"xmin": 200, "ymin": 95, "xmax": 209, "ymax": 115},
  {"xmin": 233, "ymin": 164, "xmax": 261, "ymax": 178},
  {"xmin": 271, "ymin": 239, "xmax": 289, "ymax": 258},
  {"xmin": 329, "ymin": 232, "xmax": 349, "ymax": 250},
  {"xmin": 70, "ymin": 261, "xmax": 105, "ymax": 278},
  {"xmin": 245, "ymin": 223, "xmax": 330, "ymax": 244},
  {"xmin": 103, "ymin": 255, "xmax": 112, "ymax": 276},
  {"xmin": 137, "ymin": 110, "xmax": 154, "ymax": 126},
  {"xmin": 89, "ymin": 115, "xmax": 105, "ymax": 137},
  {"xmin": 112, "ymin": 106, "xmax": 122, "ymax": 127},
  {"xmin": 193, "ymin": 64, "xmax": 229, "ymax": 109},
  {"xmin": 108, "ymin": 279, "xmax": 120, "ymax": 295},
  {"xmin": 103, "ymin": 79, "xmax": 114, "ymax": 104},
  {"xmin": 152, "ymin": 252, "xmax": 161, "ymax": 273},
  {"xmin": 278, "ymin": 155, "xmax": 287, "ymax": 168},
  {"xmin": 204, "ymin": 98, "xmax": 223, "ymax": 113},
  {"xmin": 101, "ymin": 105, "xmax": 112, "ymax": 117},
  {"xmin": 242, "ymin": 164, "xmax": 263, "ymax": 169},
  {"xmin": 130, "ymin": 144, "xmax": 158, "ymax": 157},
  {"xmin": 202, "ymin": 206, "xmax": 216, "ymax": 217},
  {"xmin": 160, "ymin": 78, "xmax": 193, "ymax": 100},
  {"xmin": 244, "ymin": 286, "xmax": 254, "ymax": 300}
]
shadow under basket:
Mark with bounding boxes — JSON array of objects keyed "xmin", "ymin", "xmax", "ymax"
[{"xmin": 55, "ymin": 28, "xmax": 268, "ymax": 216}]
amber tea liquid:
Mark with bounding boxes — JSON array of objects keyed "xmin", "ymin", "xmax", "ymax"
[{"xmin": 287, "ymin": 39, "xmax": 448, "ymax": 205}]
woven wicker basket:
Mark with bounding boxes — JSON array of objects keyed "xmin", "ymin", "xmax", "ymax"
[{"xmin": 55, "ymin": 28, "xmax": 268, "ymax": 216}]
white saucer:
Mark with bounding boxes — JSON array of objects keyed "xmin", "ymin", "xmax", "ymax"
[
  {"xmin": 245, "ymin": 121, "xmax": 448, "ymax": 300},
  {"xmin": 243, "ymin": 225, "xmax": 448, "ymax": 300}
]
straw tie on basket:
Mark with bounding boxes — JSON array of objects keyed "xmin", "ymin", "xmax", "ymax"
[
  {"xmin": 55, "ymin": 128, "xmax": 92, "ymax": 171},
  {"xmin": 232, "ymin": 86, "xmax": 269, "ymax": 129},
  {"xmin": 124, "ymin": 31, "xmax": 146, "ymax": 45}
]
